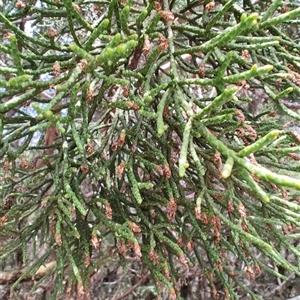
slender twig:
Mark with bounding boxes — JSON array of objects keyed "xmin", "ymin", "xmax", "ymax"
[{"xmin": 111, "ymin": 272, "xmax": 150, "ymax": 300}]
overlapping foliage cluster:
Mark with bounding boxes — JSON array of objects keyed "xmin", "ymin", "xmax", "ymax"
[{"xmin": 1, "ymin": 0, "xmax": 300, "ymax": 299}]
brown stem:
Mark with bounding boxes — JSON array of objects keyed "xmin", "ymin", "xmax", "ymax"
[
  {"xmin": 0, "ymin": 261, "xmax": 56, "ymax": 284},
  {"xmin": 111, "ymin": 272, "xmax": 150, "ymax": 300}
]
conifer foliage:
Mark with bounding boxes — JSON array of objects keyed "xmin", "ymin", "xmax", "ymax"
[{"xmin": 1, "ymin": 0, "xmax": 300, "ymax": 299}]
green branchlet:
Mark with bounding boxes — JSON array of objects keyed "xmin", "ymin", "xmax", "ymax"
[
  {"xmin": 178, "ymin": 117, "xmax": 192, "ymax": 177},
  {"xmin": 238, "ymin": 130, "xmax": 280, "ymax": 157},
  {"xmin": 2, "ymin": 2, "xmax": 300, "ymax": 299},
  {"xmin": 85, "ymin": 19, "xmax": 110, "ymax": 50}
]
